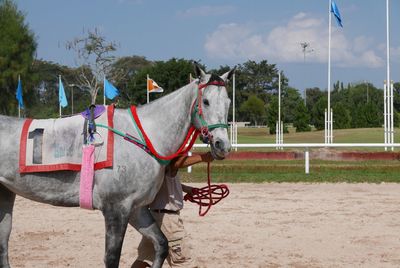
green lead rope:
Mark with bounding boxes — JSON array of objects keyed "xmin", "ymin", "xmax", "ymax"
[{"xmin": 95, "ymin": 123, "xmax": 170, "ymax": 165}]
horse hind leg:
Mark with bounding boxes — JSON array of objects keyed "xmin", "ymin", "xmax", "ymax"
[
  {"xmin": 129, "ymin": 207, "xmax": 168, "ymax": 268},
  {"xmin": 102, "ymin": 203, "xmax": 131, "ymax": 268},
  {"xmin": 0, "ymin": 184, "xmax": 16, "ymax": 268}
]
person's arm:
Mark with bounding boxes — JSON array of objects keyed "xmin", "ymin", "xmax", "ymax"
[
  {"xmin": 171, "ymin": 152, "xmax": 214, "ymax": 171},
  {"xmin": 181, "ymin": 183, "xmax": 194, "ymax": 194}
]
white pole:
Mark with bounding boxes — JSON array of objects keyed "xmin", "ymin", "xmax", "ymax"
[
  {"xmin": 280, "ymin": 121, "xmax": 283, "ymax": 150},
  {"xmin": 276, "ymin": 121, "xmax": 278, "ymax": 149},
  {"xmin": 278, "ymin": 121, "xmax": 282, "ymax": 149},
  {"xmin": 384, "ymin": 81, "xmax": 388, "ymax": 150},
  {"xmin": 103, "ymin": 76, "xmax": 106, "ymax": 106},
  {"xmin": 59, "ymin": 75, "xmax": 62, "ymax": 118},
  {"xmin": 386, "ymin": 0, "xmax": 393, "ymax": 150},
  {"xmin": 230, "ymin": 122, "xmax": 233, "ymax": 144},
  {"xmin": 187, "ymin": 151, "xmax": 192, "ymax": 173},
  {"xmin": 235, "ymin": 123, "xmax": 238, "ymax": 151},
  {"xmin": 305, "ymin": 149, "xmax": 310, "ymax": 174},
  {"xmin": 71, "ymin": 86, "xmax": 74, "ymax": 114},
  {"xmin": 280, "ymin": 121, "xmax": 282, "ymax": 149},
  {"xmin": 327, "ymin": 0, "xmax": 332, "ymax": 144},
  {"xmin": 233, "ymin": 72, "xmax": 237, "ymax": 151},
  {"xmin": 278, "ymin": 71, "xmax": 281, "ymax": 134},
  {"xmin": 278, "ymin": 71, "xmax": 282, "ymax": 150},
  {"xmin": 147, "ymin": 74, "xmax": 150, "ymax": 104},
  {"xmin": 390, "ymin": 81, "xmax": 394, "ymax": 150},
  {"xmin": 324, "ymin": 109, "xmax": 327, "ymax": 144},
  {"xmin": 18, "ymin": 75, "xmax": 21, "ymax": 118},
  {"xmin": 330, "ymin": 108, "xmax": 333, "ymax": 143}
]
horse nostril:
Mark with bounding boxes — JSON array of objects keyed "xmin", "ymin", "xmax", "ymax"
[{"xmin": 215, "ymin": 139, "xmax": 224, "ymax": 150}]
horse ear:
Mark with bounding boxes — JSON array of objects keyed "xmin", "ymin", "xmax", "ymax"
[
  {"xmin": 221, "ymin": 66, "xmax": 236, "ymax": 82},
  {"xmin": 193, "ymin": 61, "xmax": 206, "ymax": 80}
]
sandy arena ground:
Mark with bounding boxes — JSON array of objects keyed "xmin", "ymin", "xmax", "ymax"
[{"xmin": 8, "ymin": 183, "xmax": 400, "ymax": 267}]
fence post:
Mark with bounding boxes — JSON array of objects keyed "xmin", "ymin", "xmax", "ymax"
[
  {"xmin": 305, "ymin": 148, "xmax": 309, "ymax": 174},
  {"xmin": 187, "ymin": 151, "xmax": 192, "ymax": 173}
]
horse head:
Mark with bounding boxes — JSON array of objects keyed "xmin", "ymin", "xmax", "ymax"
[{"xmin": 191, "ymin": 63, "xmax": 235, "ymax": 160}]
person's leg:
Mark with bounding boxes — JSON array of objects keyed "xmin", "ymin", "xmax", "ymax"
[
  {"xmin": 160, "ymin": 213, "xmax": 197, "ymax": 267},
  {"xmin": 130, "ymin": 208, "xmax": 167, "ymax": 267}
]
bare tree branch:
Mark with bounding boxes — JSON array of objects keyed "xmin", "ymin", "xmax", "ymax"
[{"xmin": 66, "ymin": 28, "xmax": 118, "ymax": 104}]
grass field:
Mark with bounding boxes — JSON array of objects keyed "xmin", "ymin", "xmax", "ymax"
[
  {"xmin": 235, "ymin": 127, "xmax": 400, "ymax": 145},
  {"xmin": 181, "ymin": 159, "xmax": 400, "ymax": 183},
  {"xmin": 185, "ymin": 127, "xmax": 400, "ymax": 183}
]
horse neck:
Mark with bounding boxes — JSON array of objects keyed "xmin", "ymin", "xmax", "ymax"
[{"xmin": 136, "ymin": 83, "xmax": 197, "ymax": 156}]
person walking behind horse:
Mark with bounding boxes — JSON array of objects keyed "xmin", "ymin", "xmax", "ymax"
[{"xmin": 132, "ymin": 152, "xmax": 214, "ymax": 268}]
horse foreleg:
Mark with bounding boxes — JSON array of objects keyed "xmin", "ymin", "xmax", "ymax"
[
  {"xmin": 129, "ymin": 207, "xmax": 168, "ymax": 268},
  {"xmin": 102, "ymin": 204, "xmax": 130, "ymax": 268},
  {"xmin": 0, "ymin": 184, "xmax": 16, "ymax": 268}
]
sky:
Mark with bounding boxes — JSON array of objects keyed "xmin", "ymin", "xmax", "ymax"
[{"xmin": 15, "ymin": 0, "xmax": 400, "ymax": 93}]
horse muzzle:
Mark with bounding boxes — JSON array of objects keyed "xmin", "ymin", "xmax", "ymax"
[{"xmin": 211, "ymin": 137, "xmax": 231, "ymax": 160}]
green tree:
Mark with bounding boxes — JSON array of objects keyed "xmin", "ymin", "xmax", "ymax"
[
  {"xmin": 28, "ymin": 60, "xmax": 91, "ymax": 118},
  {"xmin": 293, "ymin": 101, "xmax": 311, "ymax": 132},
  {"xmin": 239, "ymin": 95, "xmax": 266, "ymax": 126},
  {"xmin": 108, "ymin": 55, "xmax": 152, "ymax": 104},
  {"xmin": 332, "ymin": 102, "xmax": 351, "ymax": 129},
  {"xmin": 126, "ymin": 58, "xmax": 194, "ymax": 105},
  {"xmin": 266, "ymin": 95, "xmax": 278, "ymax": 134},
  {"xmin": 311, "ymin": 96, "xmax": 327, "ymax": 130},
  {"xmin": 305, "ymin": 87, "xmax": 323, "ymax": 114},
  {"xmin": 282, "ymin": 87, "xmax": 303, "ymax": 123},
  {"xmin": 0, "ymin": 0, "xmax": 36, "ymax": 115},
  {"xmin": 352, "ymin": 102, "xmax": 381, "ymax": 128},
  {"xmin": 235, "ymin": 60, "xmax": 286, "ymax": 109}
]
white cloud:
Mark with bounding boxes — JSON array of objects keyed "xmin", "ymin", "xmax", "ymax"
[
  {"xmin": 392, "ymin": 46, "xmax": 400, "ymax": 63},
  {"xmin": 178, "ymin": 5, "xmax": 235, "ymax": 18},
  {"xmin": 204, "ymin": 13, "xmax": 384, "ymax": 68}
]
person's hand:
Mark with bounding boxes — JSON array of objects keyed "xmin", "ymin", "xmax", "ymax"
[
  {"xmin": 185, "ymin": 187, "xmax": 200, "ymax": 199},
  {"xmin": 182, "ymin": 184, "xmax": 198, "ymax": 195},
  {"xmin": 201, "ymin": 152, "xmax": 214, "ymax": 163},
  {"xmin": 191, "ymin": 187, "xmax": 200, "ymax": 195}
]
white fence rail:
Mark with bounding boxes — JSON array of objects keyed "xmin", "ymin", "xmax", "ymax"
[{"xmin": 191, "ymin": 143, "xmax": 400, "ymax": 174}]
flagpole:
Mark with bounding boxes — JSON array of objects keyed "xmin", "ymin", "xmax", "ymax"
[
  {"xmin": 59, "ymin": 75, "xmax": 62, "ymax": 118},
  {"xmin": 278, "ymin": 71, "xmax": 281, "ymax": 149},
  {"xmin": 18, "ymin": 75, "xmax": 21, "ymax": 118},
  {"xmin": 147, "ymin": 74, "xmax": 149, "ymax": 104},
  {"xmin": 327, "ymin": 0, "xmax": 332, "ymax": 144},
  {"xmin": 103, "ymin": 76, "xmax": 106, "ymax": 106},
  {"xmin": 233, "ymin": 72, "xmax": 236, "ymax": 150},
  {"xmin": 386, "ymin": 0, "xmax": 393, "ymax": 150}
]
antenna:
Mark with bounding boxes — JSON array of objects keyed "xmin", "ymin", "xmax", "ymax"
[{"xmin": 300, "ymin": 42, "xmax": 314, "ymax": 62}]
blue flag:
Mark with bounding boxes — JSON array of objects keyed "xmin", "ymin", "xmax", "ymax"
[
  {"xmin": 15, "ymin": 78, "xmax": 24, "ymax": 109},
  {"xmin": 59, "ymin": 77, "xmax": 68, "ymax": 108},
  {"xmin": 104, "ymin": 78, "xmax": 119, "ymax": 100},
  {"xmin": 331, "ymin": 1, "xmax": 343, "ymax": 27}
]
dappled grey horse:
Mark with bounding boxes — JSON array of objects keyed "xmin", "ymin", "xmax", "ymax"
[{"xmin": 0, "ymin": 65, "xmax": 234, "ymax": 268}]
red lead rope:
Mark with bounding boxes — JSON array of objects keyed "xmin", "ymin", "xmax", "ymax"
[
  {"xmin": 184, "ymin": 162, "xmax": 230, "ymax": 216},
  {"xmin": 130, "ymin": 106, "xmax": 199, "ymax": 161}
]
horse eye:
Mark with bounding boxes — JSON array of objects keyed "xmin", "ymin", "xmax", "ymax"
[{"xmin": 203, "ymin": 99, "xmax": 210, "ymax": 106}]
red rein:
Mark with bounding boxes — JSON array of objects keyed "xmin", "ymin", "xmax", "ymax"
[
  {"xmin": 130, "ymin": 106, "xmax": 199, "ymax": 161},
  {"xmin": 184, "ymin": 162, "xmax": 230, "ymax": 216}
]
